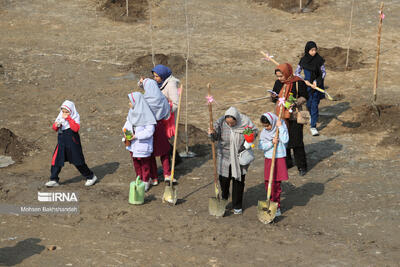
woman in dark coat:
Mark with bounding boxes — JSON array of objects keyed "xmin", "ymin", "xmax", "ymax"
[{"xmin": 271, "ymin": 63, "xmax": 308, "ymax": 176}]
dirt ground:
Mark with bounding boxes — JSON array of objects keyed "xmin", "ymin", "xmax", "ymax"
[{"xmin": 1, "ymin": 0, "xmax": 400, "ymax": 266}]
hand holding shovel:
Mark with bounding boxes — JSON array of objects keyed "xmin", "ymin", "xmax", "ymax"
[{"xmin": 207, "ymin": 83, "xmax": 227, "ymax": 217}]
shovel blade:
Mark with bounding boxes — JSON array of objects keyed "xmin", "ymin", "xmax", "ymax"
[
  {"xmin": 162, "ymin": 185, "xmax": 177, "ymax": 205},
  {"xmin": 208, "ymin": 197, "xmax": 227, "ymax": 217},
  {"xmin": 257, "ymin": 200, "xmax": 278, "ymax": 224}
]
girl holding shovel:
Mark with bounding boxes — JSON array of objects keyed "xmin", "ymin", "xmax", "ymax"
[{"xmin": 258, "ymin": 112, "xmax": 289, "ymax": 217}]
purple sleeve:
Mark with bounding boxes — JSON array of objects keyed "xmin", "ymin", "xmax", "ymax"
[
  {"xmin": 295, "ymin": 65, "xmax": 304, "ymax": 79},
  {"xmin": 321, "ymin": 64, "xmax": 326, "ymax": 79}
]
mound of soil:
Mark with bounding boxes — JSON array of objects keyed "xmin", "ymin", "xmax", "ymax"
[
  {"xmin": 127, "ymin": 53, "xmax": 190, "ymax": 77},
  {"xmin": 323, "ymin": 104, "xmax": 400, "ymax": 146},
  {"xmin": 0, "ymin": 128, "xmax": 36, "ymax": 162},
  {"xmin": 252, "ymin": 0, "xmax": 319, "ymax": 13},
  {"xmin": 318, "ymin": 47, "xmax": 365, "ymax": 71},
  {"xmin": 97, "ymin": 0, "xmax": 148, "ymax": 23},
  {"xmin": 177, "ymin": 123, "xmax": 210, "ymax": 156}
]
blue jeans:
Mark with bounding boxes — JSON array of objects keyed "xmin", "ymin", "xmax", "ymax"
[{"xmin": 307, "ymin": 88, "xmax": 321, "ymax": 128}]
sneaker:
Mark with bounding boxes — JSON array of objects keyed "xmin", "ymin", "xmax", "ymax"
[
  {"xmin": 164, "ymin": 176, "xmax": 176, "ymax": 184},
  {"xmin": 310, "ymin": 127, "xmax": 319, "ymax": 136},
  {"xmin": 45, "ymin": 180, "xmax": 59, "ymax": 187},
  {"xmin": 143, "ymin": 181, "xmax": 150, "ymax": 192},
  {"xmin": 275, "ymin": 208, "xmax": 282, "ymax": 217},
  {"xmin": 84, "ymin": 175, "xmax": 97, "ymax": 186},
  {"xmin": 298, "ymin": 169, "xmax": 307, "ymax": 176},
  {"xmin": 233, "ymin": 209, "xmax": 243, "ymax": 215},
  {"xmin": 150, "ymin": 178, "xmax": 158, "ymax": 186}
]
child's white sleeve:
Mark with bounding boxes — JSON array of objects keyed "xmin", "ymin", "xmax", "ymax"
[
  {"xmin": 123, "ymin": 118, "xmax": 132, "ymax": 133},
  {"xmin": 135, "ymin": 125, "xmax": 155, "ymax": 140},
  {"xmin": 258, "ymin": 140, "xmax": 273, "ymax": 151},
  {"xmin": 278, "ymin": 125, "xmax": 289, "ymax": 145}
]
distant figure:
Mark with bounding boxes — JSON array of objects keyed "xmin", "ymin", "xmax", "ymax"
[{"xmin": 295, "ymin": 41, "xmax": 326, "ymax": 136}]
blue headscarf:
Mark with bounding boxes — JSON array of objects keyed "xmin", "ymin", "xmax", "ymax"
[{"xmin": 152, "ymin": 64, "xmax": 172, "ymax": 88}]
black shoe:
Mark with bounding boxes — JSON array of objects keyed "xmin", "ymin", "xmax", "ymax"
[{"xmin": 298, "ymin": 169, "xmax": 307, "ymax": 176}]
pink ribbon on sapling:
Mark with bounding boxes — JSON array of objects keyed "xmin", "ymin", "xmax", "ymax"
[
  {"xmin": 278, "ymin": 97, "xmax": 285, "ymax": 106},
  {"xmin": 379, "ymin": 10, "xmax": 385, "ymax": 20},
  {"xmin": 206, "ymin": 95, "xmax": 215, "ymax": 104}
]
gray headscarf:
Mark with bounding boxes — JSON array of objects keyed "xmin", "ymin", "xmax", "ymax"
[
  {"xmin": 143, "ymin": 78, "xmax": 170, "ymax": 121},
  {"xmin": 224, "ymin": 107, "xmax": 254, "ymax": 180},
  {"xmin": 128, "ymin": 92, "xmax": 157, "ymax": 126}
]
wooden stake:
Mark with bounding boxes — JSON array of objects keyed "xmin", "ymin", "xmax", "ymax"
[
  {"xmin": 345, "ymin": 0, "xmax": 355, "ymax": 70},
  {"xmin": 126, "ymin": 0, "xmax": 129, "ymax": 16},
  {"xmin": 373, "ymin": 2, "xmax": 384, "ymax": 103},
  {"xmin": 149, "ymin": 0, "xmax": 155, "ymax": 67},
  {"xmin": 184, "ymin": 0, "xmax": 190, "ymax": 154},
  {"xmin": 299, "ymin": 0, "xmax": 302, "ymax": 12}
]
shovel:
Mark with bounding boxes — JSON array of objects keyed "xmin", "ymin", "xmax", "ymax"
[
  {"xmin": 260, "ymin": 51, "xmax": 335, "ymax": 101},
  {"xmin": 162, "ymin": 84, "xmax": 184, "ymax": 205},
  {"xmin": 207, "ymin": 83, "xmax": 227, "ymax": 217},
  {"xmin": 257, "ymin": 84, "xmax": 287, "ymax": 224}
]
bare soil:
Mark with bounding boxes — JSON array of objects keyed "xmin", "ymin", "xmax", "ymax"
[{"xmin": 1, "ymin": 0, "xmax": 400, "ymax": 266}]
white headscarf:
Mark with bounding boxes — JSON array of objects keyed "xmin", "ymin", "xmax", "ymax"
[
  {"xmin": 224, "ymin": 107, "xmax": 255, "ymax": 180},
  {"xmin": 55, "ymin": 100, "xmax": 80, "ymax": 130},
  {"xmin": 143, "ymin": 78, "xmax": 170, "ymax": 121},
  {"xmin": 127, "ymin": 92, "xmax": 157, "ymax": 126}
]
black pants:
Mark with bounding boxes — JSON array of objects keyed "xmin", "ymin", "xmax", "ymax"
[
  {"xmin": 219, "ymin": 166, "xmax": 246, "ymax": 210},
  {"xmin": 286, "ymin": 147, "xmax": 307, "ymax": 170},
  {"xmin": 50, "ymin": 164, "xmax": 94, "ymax": 182}
]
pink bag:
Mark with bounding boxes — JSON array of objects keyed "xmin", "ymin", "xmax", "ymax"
[{"xmin": 162, "ymin": 101, "xmax": 175, "ymax": 139}]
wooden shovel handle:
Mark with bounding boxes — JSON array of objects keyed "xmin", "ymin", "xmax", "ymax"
[
  {"xmin": 260, "ymin": 51, "xmax": 280, "ymax": 66},
  {"xmin": 266, "ymin": 84, "xmax": 286, "ymax": 201},
  {"xmin": 170, "ymin": 83, "xmax": 184, "ymax": 182},
  {"xmin": 207, "ymin": 83, "xmax": 219, "ymax": 189}
]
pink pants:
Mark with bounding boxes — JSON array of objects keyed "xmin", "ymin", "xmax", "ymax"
[
  {"xmin": 131, "ymin": 154, "xmax": 152, "ymax": 182},
  {"xmin": 264, "ymin": 181, "xmax": 282, "ymax": 208},
  {"xmin": 150, "ymin": 154, "xmax": 171, "ymax": 179}
]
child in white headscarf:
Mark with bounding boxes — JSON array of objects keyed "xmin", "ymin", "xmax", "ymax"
[
  {"xmin": 258, "ymin": 112, "xmax": 289, "ymax": 217},
  {"xmin": 141, "ymin": 78, "xmax": 172, "ymax": 184},
  {"xmin": 123, "ymin": 92, "xmax": 157, "ymax": 191},
  {"xmin": 46, "ymin": 100, "xmax": 97, "ymax": 187}
]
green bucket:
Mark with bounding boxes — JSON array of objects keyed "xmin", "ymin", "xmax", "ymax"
[{"xmin": 129, "ymin": 176, "xmax": 145, "ymax": 205}]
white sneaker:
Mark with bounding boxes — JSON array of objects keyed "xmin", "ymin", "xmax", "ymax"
[
  {"xmin": 150, "ymin": 178, "xmax": 158, "ymax": 186},
  {"xmin": 233, "ymin": 209, "xmax": 243, "ymax": 215},
  {"xmin": 310, "ymin": 127, "xmax": 319, "ymax": 136},
  {"xmin": 143, "ymin": 181, "xmax": 150, "ymax": 192},
  {"xmin": 164, "ymin": 176, "xmax": 176, "ymax": 183},
  {"xmin": 85, "ymin": 175, "xmax": 97, "ymax": 186},
  {"xmin": 275, "ymin": 208, "xmax": 282, "ymax": 217},
  {"xmin": 45, "ymin": 180, "xmax": 59, "ymax": 187}
]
